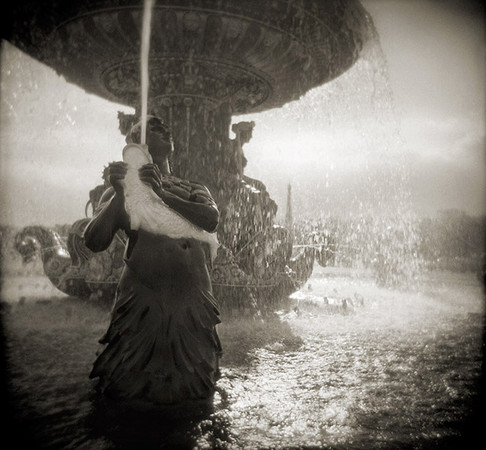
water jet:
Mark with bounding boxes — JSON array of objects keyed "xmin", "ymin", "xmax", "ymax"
[{"xmin": 6, "ymin": 0, "xmax": 375, "ymax": 312}]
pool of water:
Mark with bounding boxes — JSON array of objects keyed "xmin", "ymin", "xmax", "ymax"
[{"xmin": 2, "ymin": 268, "xmax": 484, "ymax": 449}]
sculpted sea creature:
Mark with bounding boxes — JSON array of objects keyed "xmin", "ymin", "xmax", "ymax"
[
  {"xmin": 122, "ymin": 143, "xmax": 219, "ymax": 261},
  {"xmin": 14, "ymin": 219, "xmax": 125, "ymax": 299},
  {"xmin": 14, "ymin": 221, "xmax": 92, "ymax": 298},
  {"xmin": 12, "ymin": 145, "xmax": 313, "ymax": 309}
]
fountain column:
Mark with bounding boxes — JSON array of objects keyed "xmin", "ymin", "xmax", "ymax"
[
  {"xmin": 125, "ymin": 98, "xmax": 239, "ymax": 224},
  {"xmin": 150, "ymin": 97, "xmax": 234, "ymax": 201},
  {"xmin": 8, "ymin": 0, "xmax": 373, "ymax": 310}
]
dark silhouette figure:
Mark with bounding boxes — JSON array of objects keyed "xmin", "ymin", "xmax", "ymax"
[{"xmin": 84, "ymin": 116, "xmax": 222, "ymax": 405}]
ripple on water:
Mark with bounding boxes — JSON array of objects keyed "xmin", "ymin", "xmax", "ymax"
[
  {"xmin": 213, "ymin": 273, "xmax": 484, "ymax": 448},
  {"xmin": 4, "ymin": 272, "xmax": 483, "ymax": 448}
]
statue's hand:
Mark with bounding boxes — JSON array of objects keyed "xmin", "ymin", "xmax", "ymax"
[
  {"xmin": 189, "ymin": 184, "xmax": 215, "ymax": 205},
  {"xmin": 108, "ymin": 161, "xmax": 128, "ymax": 195},
  {"xmin": 139, "ymin": 163, "xmax": 162, "ymax": 194},
  {"xmin": 160, "ymin": 176, "xmax": 192, "ymax": 200},
  {"xmin": 160, "ymin": 177, "xmax": 214, "ymax": 205}
]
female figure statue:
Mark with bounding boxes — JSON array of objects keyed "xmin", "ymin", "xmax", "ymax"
[{"xmin": 83, "ymin": 116, "xmax": 222, "ymax": 405}]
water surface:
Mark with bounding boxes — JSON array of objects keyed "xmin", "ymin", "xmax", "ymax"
[{"xmin": 3, "ymin": 267, "xmax": 484, "ymax": 448}]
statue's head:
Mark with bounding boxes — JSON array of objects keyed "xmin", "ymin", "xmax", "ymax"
[
  {"xmin": 231, "ymin": 121, "xmax": 255, "ymax": 145},
  {"xmin": 126, "ymin": 116, "xmax": 174, "ymax": 164}
]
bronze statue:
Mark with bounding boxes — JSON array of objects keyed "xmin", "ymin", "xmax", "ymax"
[
  {"xmin": 83, "ymin": 117, "xmax": 222, "ymax": 405},
  {"xmin": 9, "ymin": 0, "xmax": 372, "ymax": 312}
]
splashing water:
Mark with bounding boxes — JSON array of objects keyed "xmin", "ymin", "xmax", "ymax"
[
  {"xmin": 236, "ymin": 21, "xmax": 424, "ymax": 289},
  {"xmin": 3, "ymin": 266, "xmax": 483, "ymax": 448},
  {"xmin": 140, "ymin": 0, "xmax": 154, "ymax": 145}
]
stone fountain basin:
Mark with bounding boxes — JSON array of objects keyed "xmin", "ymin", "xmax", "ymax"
[{"xmin": 7, "ymin": 0, "xmax": 371, "ymax": 114}]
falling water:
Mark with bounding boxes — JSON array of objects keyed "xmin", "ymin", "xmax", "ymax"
[
  {"xmin": 236, "ymin": 21, "xmax": 423, "ymax": 289},
  {"xmin": 2, "ymin": 3, "xmax": 484, "ymax": 449},
  {"xmin": 139, "ymin": 0, "xmax": 154, "ymax": 145}
]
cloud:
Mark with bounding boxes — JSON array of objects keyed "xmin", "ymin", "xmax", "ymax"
[
  {"xmin": 364, "ymin": 0, "xmax": 486, "ymax": 120},
  {"xmin": 1, "ymin": 2, "xmax": 485, "ymax": 226},
  {"xmin": 400, "ymin": 113, "xmax": 485, "ymax": 167}
]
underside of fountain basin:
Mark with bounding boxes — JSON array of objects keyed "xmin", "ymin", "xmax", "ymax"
[
  {"xmin": 5, "ymin": 0, "xmax": 374, "ymax": 314},
  {"xmin": 6, "ymin": 0, "xmax": 372, "ymax": 114}
]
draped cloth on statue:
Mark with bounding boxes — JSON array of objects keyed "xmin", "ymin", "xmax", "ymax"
[{"xmin": 90, "ymin": 230, "xmax": 222, "ymax": 404}]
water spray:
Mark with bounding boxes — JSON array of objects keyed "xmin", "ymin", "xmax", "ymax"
[
  {"xmin": 121, "ymin": 0, "xmax": 155, "ymax": 211},
  {"xmin": 140, "ymin": 0, "xmax": 154, "ymax": 146}
]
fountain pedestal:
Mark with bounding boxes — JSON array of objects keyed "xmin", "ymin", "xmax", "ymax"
[
  {"xmin": 119, "ymin": 106, "xmax": 307, "ymax": 313},
  {"xmin": 7, "ymin": 0, "xmax": 372, "ymax": 312}
]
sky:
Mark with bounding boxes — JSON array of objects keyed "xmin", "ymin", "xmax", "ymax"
[{"xmin": 1, "ymin": 0, "xmax": 485, "ymax": 227}]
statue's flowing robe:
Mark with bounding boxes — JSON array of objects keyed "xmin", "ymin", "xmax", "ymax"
[{"xmin": 84, "ymin": 164, "xmax": 222, "ymax": 404}]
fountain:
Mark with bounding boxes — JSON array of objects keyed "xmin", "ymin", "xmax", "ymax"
[{"xmin": 7, "ymin": 0, "xmax": 374, "ymax": 312}]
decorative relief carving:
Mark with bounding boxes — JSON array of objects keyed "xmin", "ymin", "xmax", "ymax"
[
  {"xmin": 38, "ymin": 0, "xmax": 365, "ymax": 112},
  {"xmin": 101, "ymin": 57, "xmax": 271, "ymax": 112}
]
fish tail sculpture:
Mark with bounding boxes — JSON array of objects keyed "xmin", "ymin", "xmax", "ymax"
[
  {"xmin": 13, "ymin": 224, "xmax": 93, "ymax": 298},
  {"xmin": 122, "ymin": 144, "xmax": 219, "ymax": 261}
]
